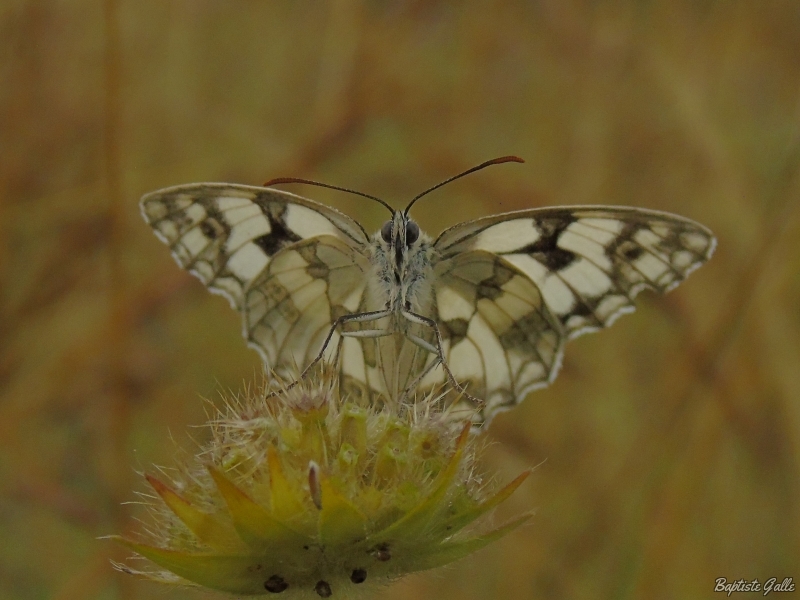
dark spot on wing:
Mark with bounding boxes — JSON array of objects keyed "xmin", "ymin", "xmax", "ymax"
[
  {"xmin": 255, "ymin": 218, "xmax": 302, "ymax": 256},
  {"xmin": 605, "ymin": 223, "xmax": 641, "ymax": 262},
  {"xmin": 566, "ymin": 301, "xmax": 593, "ymax": 319},
  {"xmin": 194, "ymin": 206, "xmax": 232, "ymax": 270},
  {"xmin": 516, "ymin": 213, "xmax": 577, "ymax": 271},
  {"xmin": 653, "ymin": 227, "xmax": 684, "ymax": 258},
  {"xmin": 621, "ymin": 243, "xmax": 643, "ymax": 260},
  {"xmin": 160, "ymin": 196, "xmax": 183, "ymax": 218},
  {"xmin": 539, "ymin": 247, "xmax": 576, "ymax": 271},
  {"xmin": 498, "ymin": 325, "xmax": 526, "ymax": 349},
  {"xmin": 298, "ymin": 244, "xmax": 330, "ymax": 279},
  {"xmin": 200, "ymin": 218, "xmax": 226, "ymax": 240},
  {"xmin": 476, "ymin": 281, "xmax": 501, "ymax": 300},
  {"xmin": 195, "ymin": 191, "xmax": 231, "ymax": 242},
  {"xmin": 442, "ymin": 318, "xmax": 469, "ymax": 346},
  {"xmin": 250, "ymin": 196, "xmax": 304, "ymax": 255},
  {"xmin": 499, "ymin": 310, "xmax": 551, "ymax": 349},
  {"xmin": 260, "ymin": 279, "xmax": 299, "ymax": 322},
  {"xmin": 476, "ymin": 264, "xmax": 515, "ymax": 301}
]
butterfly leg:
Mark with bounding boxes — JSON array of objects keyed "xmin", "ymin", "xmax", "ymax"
[
  {"xmin": 397, "ymin": 352, "xmax": 442, "ymax": 404},
  {"xmin": 401, "ymin": 310, "xmax": 484, "ymax": 409},
  {"xmin": 277, "ymin": 309, "xmax": 392, "ymax": 394}
]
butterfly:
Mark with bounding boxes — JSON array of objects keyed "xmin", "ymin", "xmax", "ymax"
[{"xmin": 140, "ymin": 157, "xmax": 716, "ymax": 427}]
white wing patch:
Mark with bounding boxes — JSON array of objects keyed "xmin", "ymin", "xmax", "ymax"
[{"xmin": 227, "ymin": 242, "xmax": 270, "ymax": 281}]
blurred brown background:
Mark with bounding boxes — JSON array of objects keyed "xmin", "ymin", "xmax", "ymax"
[{"xmin": 2, "ymin": 1, "xmax": 799, "ymax": 599}]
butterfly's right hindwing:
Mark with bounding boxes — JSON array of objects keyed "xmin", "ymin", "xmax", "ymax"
[{"xmin": 244, "ymin": 236, "xmax": 370, "ymax": 373}]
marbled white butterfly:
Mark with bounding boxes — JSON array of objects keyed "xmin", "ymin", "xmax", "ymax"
[{"xmin": 141, "ymin": 157, "xmax": 715, "ymax": 426}]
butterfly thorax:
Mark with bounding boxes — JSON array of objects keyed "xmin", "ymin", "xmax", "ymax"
[
  {"xmin": 351, "ymin": 213, "xmax": 438, "ymax": 400},
  {"xmin": 368, "ymin": 212, "xmax": 436, "ymax": 318}
]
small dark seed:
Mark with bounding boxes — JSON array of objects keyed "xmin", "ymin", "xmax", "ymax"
[
  {"xmin": 350, "ymin": 568, "xmax": 367, "ymax": 584},
  {"xmin": 264, "ymin": 575, "xmax": 289, "ymax": 593},
  {"xmin": 315, "ymin": 580, "xmax": 332, "ymax": 597}
]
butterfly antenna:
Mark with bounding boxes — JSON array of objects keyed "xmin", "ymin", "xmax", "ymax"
[
  {"xmin": 404, "ymin": 155, "xmax": 524, "ymax": 215},
  {"xmin": 264, "ymin": 177, "xmax": 395, "ymax": 215}
]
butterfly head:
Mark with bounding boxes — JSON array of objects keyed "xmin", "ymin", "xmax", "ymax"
[
  {"xmin": 263, "ymin": 156, "xmax": 523, "ymax": 280},
  {"xmin": 380, "ymin": 211, "xmax": 421, "ymax": 271}
]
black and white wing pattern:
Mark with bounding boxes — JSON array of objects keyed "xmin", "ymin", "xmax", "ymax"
[
  {"xmin": 426, "ymin": 206, "xmax": 716, "ymax": 424},
  {"xmin": 141, "ymin": 183, "xmax": 372, "ymax": 379}
]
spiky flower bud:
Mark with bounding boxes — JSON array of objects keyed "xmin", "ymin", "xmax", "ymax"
[{"xmin": 111, "ymin": 370, "xmax": 531, "ymax": 598}]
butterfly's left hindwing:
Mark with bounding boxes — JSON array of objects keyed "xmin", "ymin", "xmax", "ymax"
[
  {"xmin": 422, "ymin": 250, "xmax": 565, "ymax": 419},
  {"xmin": 141, "ymin": 183, "xmax": 371, "ymax": 379}
]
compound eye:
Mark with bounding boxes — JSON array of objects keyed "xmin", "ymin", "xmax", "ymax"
[
  {"xmin": 380, "ymin": 221, "xmax": 393, "ymax": 243},
  {"xmin": 406, "ymin": 221, "xmax": 420, "ymax": 245}
]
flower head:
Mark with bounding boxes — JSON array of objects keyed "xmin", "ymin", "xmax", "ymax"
[{"xmin": 112, "ymin": 370, "xmax": 531, "ymax": 598}]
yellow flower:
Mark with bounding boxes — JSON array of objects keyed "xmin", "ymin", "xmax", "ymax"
[{"xmin": 111, "ymin": 371, "xmax": 531, "ymax": 598}]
